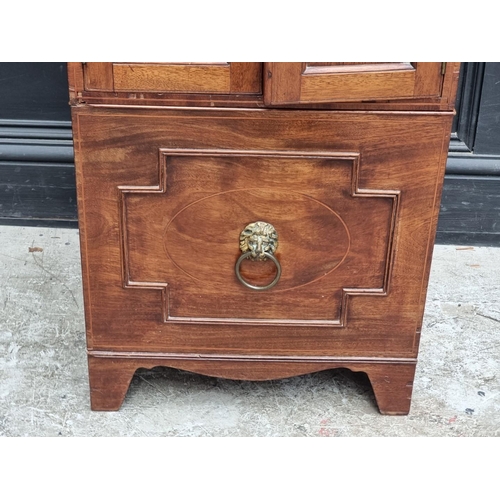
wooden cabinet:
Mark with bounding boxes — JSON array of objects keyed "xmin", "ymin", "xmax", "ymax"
[{"xmin": 68, "ymin": 62, "xmax": 460, "ymax": 414}]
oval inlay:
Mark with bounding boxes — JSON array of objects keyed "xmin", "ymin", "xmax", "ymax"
[{"xmin": 164, "ymin": 189, "xmax": 350, "ymax": 291}]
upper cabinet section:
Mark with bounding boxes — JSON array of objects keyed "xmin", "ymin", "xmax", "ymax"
[{"xmin": 68, "ymin": 62, "xmax": 460, "ymax": 111}]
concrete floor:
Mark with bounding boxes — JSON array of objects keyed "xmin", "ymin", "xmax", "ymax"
[{"xmin": 0, "ymin": 225, "xmax": 499, "ymax": 436}]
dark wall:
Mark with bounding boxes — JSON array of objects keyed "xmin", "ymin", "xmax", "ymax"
[
  {"xmin": 474, "ymin": 64, "xmax": 500, "ymax": 155},
  {"xmin": 437, "ymin": 63, "xmax": 500, "ymax": 245},
  {"xmin": 0, "ymin": 63, "xmax": 76, "ymax": 226},
  {"xmin": 0, "ymin": 63, "xmax": 499, "ymax": 245},
  {"xmin": 0, "ymin": 63, "xmax": 70, "ymax": 121}
]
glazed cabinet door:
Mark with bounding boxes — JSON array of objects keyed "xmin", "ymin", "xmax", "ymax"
[
  {"xmin": 83, "ymin": 62, "xmax": 262, "ymax": 94},
  {"xmin": 264, "ymin": 62, "xmax": 445, "ymax": 105}
]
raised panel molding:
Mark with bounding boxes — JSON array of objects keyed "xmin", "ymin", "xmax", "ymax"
[{"xmin": 118, "ymin": 149, "xmax": 400, "ymax": 327}]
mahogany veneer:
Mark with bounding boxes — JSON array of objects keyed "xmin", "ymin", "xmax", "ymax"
[{"xmin": 69, "ymin": 62, "xmax": 460, "ymax": 414}]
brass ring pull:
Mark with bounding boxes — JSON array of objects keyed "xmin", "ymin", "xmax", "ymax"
[
  {"xmin": 235, "ymin": 251, "xmax": 282, "ymax": 291},
  {"xmin": 235, "ymin": 221, "xmax": 281, "ymax": 291}
]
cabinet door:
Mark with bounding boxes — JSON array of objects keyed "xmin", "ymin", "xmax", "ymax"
[
  {"xmin": 73, "ymin": 106, "xmax": 452, "ymax": 357},
  {"xmin": 84, "ymin": 62, "xmax": 262, "ymax": 94},
  {"xmin": 264, "ymin": 62, "xmax": 444, "ymax": 105}
]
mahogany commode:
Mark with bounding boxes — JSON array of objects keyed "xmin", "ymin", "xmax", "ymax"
[{"xmin": 68, "ymin": 62, "xmax": 460, "ymax": 414}]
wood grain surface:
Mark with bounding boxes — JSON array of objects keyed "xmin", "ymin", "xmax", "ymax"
[
  {"xmin": 82, "ymin": 62, "xmax": 262, "ymax": 94},
  {"xmin": 264, "ymin": 62, "xmax": 456, "ymax": 105},
  {"xmin": 70, "ymin": 62, "xmax": 458, "ymax": 413},
  {"xmin": 73, "ymin": 106, "xmax": 453, "ymax": 357},
  {"xmin": 88, "ymin": 353, "xmax": 416, "ymax": 414}
]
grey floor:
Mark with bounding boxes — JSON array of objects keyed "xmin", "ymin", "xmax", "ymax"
[{"xmin": 0, "ymin": 225, "xmax": 499, "ymax": 436}]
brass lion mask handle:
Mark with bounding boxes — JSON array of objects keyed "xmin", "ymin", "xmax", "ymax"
[{"xmin": 235, "ymin": 221, "xmax": 281, "ymax": 291}]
